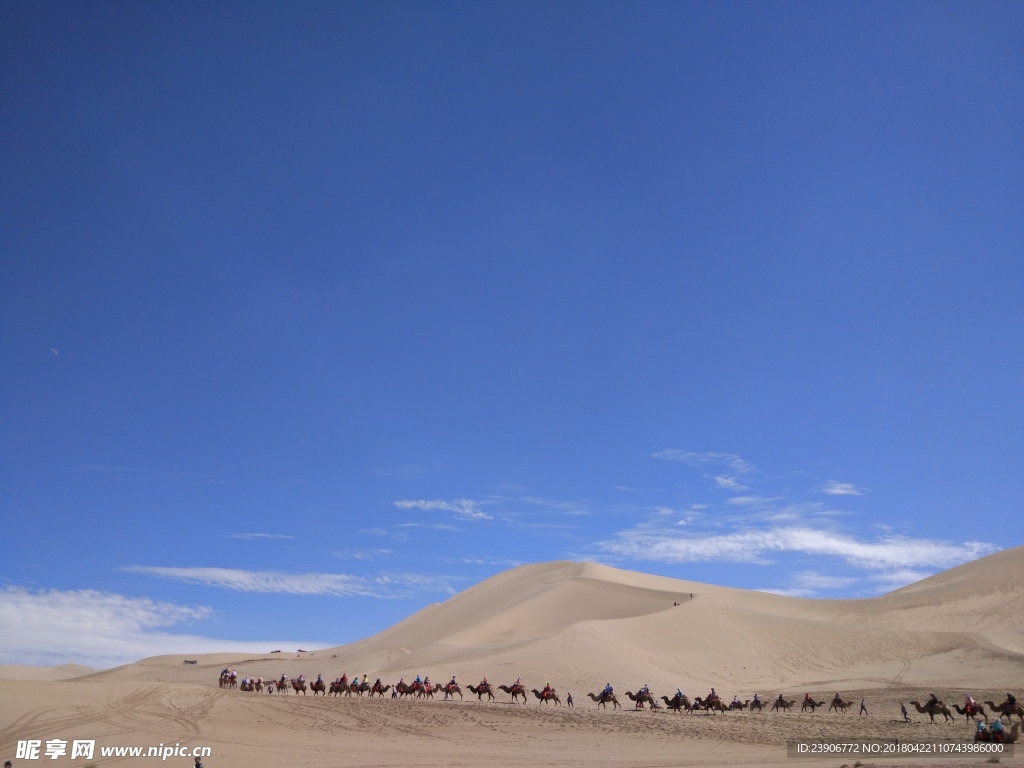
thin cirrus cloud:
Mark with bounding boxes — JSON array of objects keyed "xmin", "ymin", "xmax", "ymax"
[
  {"xmin": 0, "ymin": 586, "xmax": 322, "ymax": 668},
  {"xmin": 652, "ymin": 449, "xmax": 756, "ymax": 474},
  {"xmin": 122, "ymin": 566, "xmax": 454, "ymax": 598},
  {"xmin": 597, "ymin": 526, "xmax": 997, "ymax": 572},
  {"xmin": 714, "ymin": 475, "xmax": 750, "ymax": 491},
  {"xmin": 822, "ymin": 481, "xmax": 864, "ymax": 496},
  {"xmin": 394, "ymin": 498, "xmax": 493, "ymax": 520},
  {"xmin": 226, "ymin": 532, "xmax": 295, "ymax": 540}
]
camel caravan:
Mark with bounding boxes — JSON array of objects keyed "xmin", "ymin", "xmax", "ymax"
[{"xmin": 213, "ymin": 669, "xmax": 1022, "ymax": 730}]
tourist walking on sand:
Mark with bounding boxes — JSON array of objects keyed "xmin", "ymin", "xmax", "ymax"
[
  {"xmin": 860, "ymin": 699, "xmax": 867, "ymax": 715},
  {"xmin": 194, "ymin": 756, "xmax": 204, "ymax": 768},
  {"xmin": 900, "ymin": 702, "xmax": 911, "ymax": 722}
]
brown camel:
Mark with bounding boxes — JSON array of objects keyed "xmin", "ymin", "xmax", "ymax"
[
  {"xmin": 910, "ymin": 701, "xmax": 953, "ymax": 723},
  {"xmin": 828, "ymin": 696, "xmax": 854, "ymax": 714},
  {"xmin": 441, "ymin": 682, "xmax": 463, "ymax": 701},
  {"xmin": 254, "ymin": 679, "xmax": 264, "ymax": 693},
  {"xmin": 985, "ymin": 701, "xmax": 1024, "ymax": 726},
  {"xmin": 291, "ymin": 680, "xmax": 308, "ymax": 695},
  {"xmin": 417, "ymin": 682, "xmax": 435, "ymax": 699},
  {"xmin": 661, "ymin": 694, "xmax": 691, "ymax": 713},
  {"xmin": 498, "ymin": 684, "xmax": 528, "ymax": 704},
  {"xmin": 310, "ymin": 680, "xmax": 326, "ymax": 696},
  {"xmin": 801, "ymin": 698, "xmax": 826, "ymax": 712},
  {"xmin": 531, "ymin": 688, "xmax": 561, "ymax": 705},
  {"xmin": 468, "ymin": 683, "xmax": 494, "ymax": 701},
  {"xmin": 395, "ymin": 681, "xmax": 417, "ymax": 699},
  {"xmin": 370, "ymin": 682, "xmax": 391, "ymax": 697},
  {"xmin": 625, "ymin": 690, "xmax": 656, "ymax": 710},
  {"xmin": 693, "ymin": 696, "xmax": 728, "ymax": 714},
  {"xmin": 771, "ymin": 698, "xmax": 795, "ymax": 712},
  {"xmin": 953, "ymin": 703, "xmax": 987, "ymax": 722},
  {"xmin": 749, "ymin": 699, "xmax": 764, "ymax": 712},
  {"xmin": 588, "ymin": 692, "xmax": 621, "ymax": 710},
  {"xmin": 729, "ymin": 699, "xmax": 750, "ymax": 711},
  {"xmin": 345, "ymin": 682, "xmax": 370, "ymax": 697}
]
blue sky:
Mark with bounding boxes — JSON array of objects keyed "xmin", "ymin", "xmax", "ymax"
[{"xmin": 1, "ymin": 2, "xmax": 1021, "ymax": 667}]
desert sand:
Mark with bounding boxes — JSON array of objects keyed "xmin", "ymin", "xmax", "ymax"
[{"xmin": 2, "ymin": 546, "xmax": 1022, "ymax": 767}]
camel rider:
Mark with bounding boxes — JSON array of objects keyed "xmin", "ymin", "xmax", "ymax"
[
  {"xmin": 515, "ymin": 677, "xmax": 523, "ymax": 690},
  {"xmin": 804, "ymin": 692, "xmax": 811, "ymax": 701},
  {"xmin": 640, "ymin": 683, "xmax": 649, "ymax": 697},
  {"xmin": 479, "ymin": 676, "xmax": 488, "ymax": 688},
  {"xmin": 992, "ymin": 718, "xmax": 1005, "ymax": 740},
  {"xmin": 675, "ymin": 688, "xmax": 683, "ymax": 701},
  {"xmin": 399, "ymin": 677, "xmax": 405, "ymax": 688},
  {"xmin": 966, "ymin": 695, "xmax": 976, "ymax": 715},
  {"xmin": 415, "ymin": 674, "xmax": 422, "ymax": 686},
  {"xmin": 732, "ymin": 695, "xmax": 740, "ymax": 707},
  {"xmin": 1008, "ymin": 693, "xmax": 1017, "ymax": 708},
  {"xmin": 375, "ymin": 678, "xmax": 382, "ymax": 690},
  {"xmin": 753, "ymin": 693, "xmax": 760, "ymax": 704},
  {"xmin": 543, "ymin": 681, "xmax": 552, "ymax": 696},
  {"xmin": 603, "ymin": 683, "xmax": 613, "ymax": 698},
  {"xmin": 976, "ymin": 720, "xmax": 987, "ymax": 737},
  {"xmin": 779, "ymin": 694, "xmax": 785, "ymax": 704},
  {"xmin": 317, "ymin": 673, "xmax": 322, "ymax": 684},
  {"xmin": 709, "ymin": 687, "xmax": 717, "ymax": 702},
  {"xmin": 423, "ymin": 676, "xmax": 431, "ymax": 691},
  {"xmin": 928, "ymin": 693, "xmax": 939, "ymax": 708},
  {"xmin": 450, "ymin": 675, "xmax": 457, "ymax": 687},
  {"xmin": 298, "ymin": 673, "xmax": 305, "ymax": 684}
]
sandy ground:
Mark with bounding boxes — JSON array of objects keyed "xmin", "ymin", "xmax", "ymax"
[{"xmin": 3, "ymin": 547, "xmax": 1022, "ymax": 767}]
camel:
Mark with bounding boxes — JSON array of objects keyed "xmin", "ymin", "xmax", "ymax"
[
  {"xmin": 588, "ymin": 692, "xmax": 621, "ymax": 710},
  {"xmin": 802, "ymin": 698, "xmax": 826, "ymax": 713},
  {"xmin": 749, "ymin": 699, "xmax": 764, "ymax": 712},
  {"xmin": 370, "ymin": 682, "xmax": 391, "ymax": 698},
  {"xmin": 395, "ymin": 681, "xmax": 418, "ymax": 699},
  {"xmin": 292, "ymin": 680, "xmax": 307, "ymax": 695},
  {"xmin": 531, "ymin": 688, "xmax": 561, "ymax": 705},
  {"xmin": 985, "ymin": 701, "xmax": 1024, "ymax": 726},
  {"xmin": 218, "ymin": 674, "xmax": 230, "ymax": 688},
  {"xmin": 693, "ymin": 696, "xmax": 728, "ymax": 714},
  {"xmin": 625, "ymin": 690, "xmax": 656, "ymax": 710},
  {"xmin": 771, "ymin": 698, "xmax": 795, "ymax": 712},
  {"xmin": 976, "ymin": 723, "xmax": 1021, "ymax": 744},
  {"xmin": 498, "ymin": 684, "xmax": 528, "ymax": 704},
  {"xmin": 328, "ymin": 681, "xmax": 344, "ymax": 696},
  {"xmin": 441, "ymin": 682, "xmax": 463, "ymax": 701},
  {"xmin": 953, "ymin": 703, "xmax": 987, "ymax": 723},
  {"xmin": 828, "ymin": 696, "xmax": 854, "ymax": 714},
  {"xmin": 345, "ymin": 682, "xmax": 370, "ymax": 697},
  {"xmin": 729, "ymin": 699, "xmax": 750, "ymax": 711},
  {"xmin": 910, "ymin": 701, "xmax": 953, "ymax": 723},
  {"xmin": 418, "ymin": 683, "xmax": 436, "ymax": 700},
  {"xmin": 468, "ymin": 683, "xmax": 494, "ymax": 701},
  {"xmin": 310, "ymin": 680, "xmax": 326, "ymax": 696},
  {"xmin": 277, "ymin": 677, "xmax": 290, "ymax": 694},
  {"xmin": 254, "ymin": 678, "xmax": 264, "ymax": 693},
  {"xmin": 660, "ymin": 694, "xmax": 691, "ymax": 713}
]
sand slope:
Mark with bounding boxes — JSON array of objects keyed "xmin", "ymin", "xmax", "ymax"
[{"xmin": 83, "ymin": 547, "xmax": 1024, "ymax": 694}]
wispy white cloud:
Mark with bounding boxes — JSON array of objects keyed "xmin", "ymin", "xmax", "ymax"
[
  {"xmin": 756, "ymin": 587, "xmax": 816, "ymax": 598},
  {"xmin": 652, "ymin": 449, "xmax": 755, "ymax": 474},
  {"xmin": 792, "ymin": 571, "xmax": 858, "ymax": 590},
  {"xmin": 714, "ymin": 475, "xmax": 749, "ymax": 491},
  {"xmin": 822, "ymin": 481, "xmax": 864, "ymax": 496},
  {"xmin": 123, "ymin": 566, "xmax": 454, "ymax": 598},
  {"xmin": 0, "ymin": 587, "xmax": 320, "ymax": 668},
  {"xmin": 597, "ymin": 526, "xmax": 997, "ymax": 571},
  {"xmin": 394, "ymin": 498, "xmax": 493, "ymax": 520},
  {"xmin": 867, "ymin": 569, "xmax": 931, "ymax": 592},
  {"xmin": 333, "ymin": 549, "xmax": 394, "ymax": 560},
  {"xmin": 226, "ymin": 533, "xmax": 294, "ymax": 540}
]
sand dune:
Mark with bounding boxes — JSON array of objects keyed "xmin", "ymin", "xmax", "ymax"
[{"xmin": 3, "ymin": 549, "xmax": 1022, "ymax": 767}]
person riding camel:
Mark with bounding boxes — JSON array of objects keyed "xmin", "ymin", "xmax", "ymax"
[
  {"xmin": 779, "ymin": 694, "xmax": 785, "ymax": 704},
  {"xmin": 298, "ymin": 673, "xmax": 305, "ymax": 684},
  {"xmin": 804, "ymin": 692, "xmax": 811, "ymax": 701},
  {"xmin": 603, "ymin": 683, "xmax": 613, "ymax": 699},
  {"xmin": 928, "ymin": 692, "xmax": 939, "ymax": 708},
  {"xmin": 423, "ymin": 676, "xmax": 431, "ymax": 691},
  {"xmin": 1007, "ymin": 693, "xmax": 1017, "ymax": 708},
  {"xmin": 640, "ymin": 683, "xmax": 649, "ymax": 696},
  {"xmin": 732, "ymin": 695, "xmax": 740, "ymax": 707},
  {"xmin": 992, "ymin": 718, "xmax": 1005, "ymax": 742},
  {"xmin": 966, "ymin": 695, "xmax": 976, "ymax": 715},
  {"xmin": 543, "ymin": 681, "xmax": 553, "ymax": 697},
  {"xmin": 317, "ymin": 673, "xmax": 322, "ymax": 684},
  {"xmin": 708, "ymin": 687, "xmax": 717, "ymax": 702},
  {"xmin": 450, "ymin": 675, "xmax": 457, "ymax": 689},
  {"xmin": 479, "ymin": 676, "xmax": 488, "ymax": 689},
  {"xmin": 514, "ymin": 677, "xmax": 523, "ymax": 691},
  {"xmin": 753, "ymin": 693, "xmax": 761, "ymax": 704},
  {"xmin": 414, "ymin": 674, "xmax": 422, "ymax": 688},
  {"xmin": 675, "ymin": 688, "xmax": 683, "ymax": 702},
  {"xmin": 374, "ymin": 677, "xmax": 382, "ymax": 690}
]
